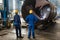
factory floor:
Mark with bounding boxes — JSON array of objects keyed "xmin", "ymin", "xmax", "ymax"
[{"xmin": 0, "ymin": 19, "xmax": 60, "ymax": 40}]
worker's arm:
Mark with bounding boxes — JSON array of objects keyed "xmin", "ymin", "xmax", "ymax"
[
  {"xmin": 13, "ymin": 16, "xmax": 16, "ymax": 26},
  {"xmin": 34, "ymin": 16, "xmax": 38, "ymax": 23},
  {"xmin": 25, "ymin": 16, "xmax": 29, "ymax": 23},
  {"xmin": 18, "ymin": 16, "xmax": 21, "ymax": 24},
  {"xmin": 14, "ymin": 15, "xmax": 15, "ymax": 21}
]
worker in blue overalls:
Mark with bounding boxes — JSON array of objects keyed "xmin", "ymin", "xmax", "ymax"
[
  {"xmin": 13, "ymin": 10, "xmax": 23, "ymax": 38},
  {"xmin": 25, "ymin": 9, "xmax": 38, "ymax": 39}
]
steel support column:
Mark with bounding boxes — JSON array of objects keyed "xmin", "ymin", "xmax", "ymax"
[{"xmin": 3, "ymin": 0, "xmax": 8, "ymax": 26}]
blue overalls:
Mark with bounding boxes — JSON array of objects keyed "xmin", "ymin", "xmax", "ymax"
[
  {"xmin": 26, "ymin": 14, "xmax": 38, "ymax": 38},
  {"xmin": 14, "ymin": 14, "xmax": 21, "ymax": 37}
]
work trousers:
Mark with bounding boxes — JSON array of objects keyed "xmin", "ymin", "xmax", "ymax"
[
  {"xmin": 28, "ymin": 25, "xmax": 35, "ymax": 38},
  {"xmin": 15, "ymin": 26, "xmax": 21, "ymax": 37}
]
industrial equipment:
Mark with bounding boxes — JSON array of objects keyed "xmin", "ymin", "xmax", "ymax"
[
  {"xmin": 0, "ymin": 0, "xmax": 8, "ymax": 29},
  {"xmin": 21, "ymin": 0, "xmax": 57, "ymax": 27}
]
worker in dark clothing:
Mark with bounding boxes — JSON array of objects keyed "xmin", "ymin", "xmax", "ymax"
[
  {"xmin": 13, "ymin": 10, "xmax": 23, "ymax": 38},
  {"xmin": 25, "ymin": 9, "xmax": 38, "ymax": 39}
]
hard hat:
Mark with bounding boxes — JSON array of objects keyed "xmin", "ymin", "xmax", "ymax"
[
  {"xmin": 13, "ymin": 10, "xmax": 18, "ymax": 13},
  {"xmin": 29, "ymin": 9, "xmax": 33, "ymax": 14}
]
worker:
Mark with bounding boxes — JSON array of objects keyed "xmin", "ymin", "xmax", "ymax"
[
  {"xmin": 13, "ymin": 10, "xmax": 23, "ymax": 38},
  {"xmin": 25, "ymin": 9, "xmax": 38, "ymax": 39}
]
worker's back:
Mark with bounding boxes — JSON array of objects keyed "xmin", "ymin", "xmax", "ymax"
[
  {"xmin": 26, "ymin": 14, "xmax": 37, "ymax": 25},
  {"xmin": 14, "ymin": 14, "xmax": 21, "ymax": 26}
]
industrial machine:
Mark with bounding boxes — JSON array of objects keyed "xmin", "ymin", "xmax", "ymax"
[
  {"xmin": 21, "ymin": 0, "xmax": 57, "ymax": 27},
  {"xmin": 0, "ymin": 0, "xmax": 9, "ymax": 29}
]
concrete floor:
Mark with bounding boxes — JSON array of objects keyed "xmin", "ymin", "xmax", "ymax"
[{"xmin": 0, "ymin": 20, "xmax": 60, "ymax": 40}]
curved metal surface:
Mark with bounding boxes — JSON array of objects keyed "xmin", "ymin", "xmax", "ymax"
[
  {"xmin": 21, "ymin": 0, "xmax": 57, "ymax": 25},
  {"xmin": 36, "ymin": 5, "xmax": 51, "ymax": 20}
]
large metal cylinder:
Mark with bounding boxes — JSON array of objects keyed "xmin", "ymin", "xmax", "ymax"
[{"xmin": 21, "ymin": 0, "xmax": 57, "ymax": 25}]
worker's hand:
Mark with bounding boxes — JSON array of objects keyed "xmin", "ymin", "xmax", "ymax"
[{"xmin": 26, "ymin": 23, "xmax": 29, "ymax": 26}]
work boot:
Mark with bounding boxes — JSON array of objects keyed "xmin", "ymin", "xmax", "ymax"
[
  {"xmin": 33, "ymin": 37, "xmax": 35, "ymax": 39},
  {"xmin": 28, "ymin": 37, "xmax": 30, "ymax": 39},
  {"xmin": 16, "ymin": 36, "xmax": 19, "ymax": 38},
  {"xmin": 28, "ymin": 37, "xmax": 31, "ymax": 40},
  {"xmin": 19, "ymin": 36, "xmax": 23, "ymax": 38}
]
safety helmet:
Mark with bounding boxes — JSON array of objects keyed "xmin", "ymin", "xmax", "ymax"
[
  {"xmin": 29, "ymin": 9, "xmax": 33, "ymax": 14},
  {"xmin": 13, "ymin": 10, "xmax": 18, "ymax": 14}
]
